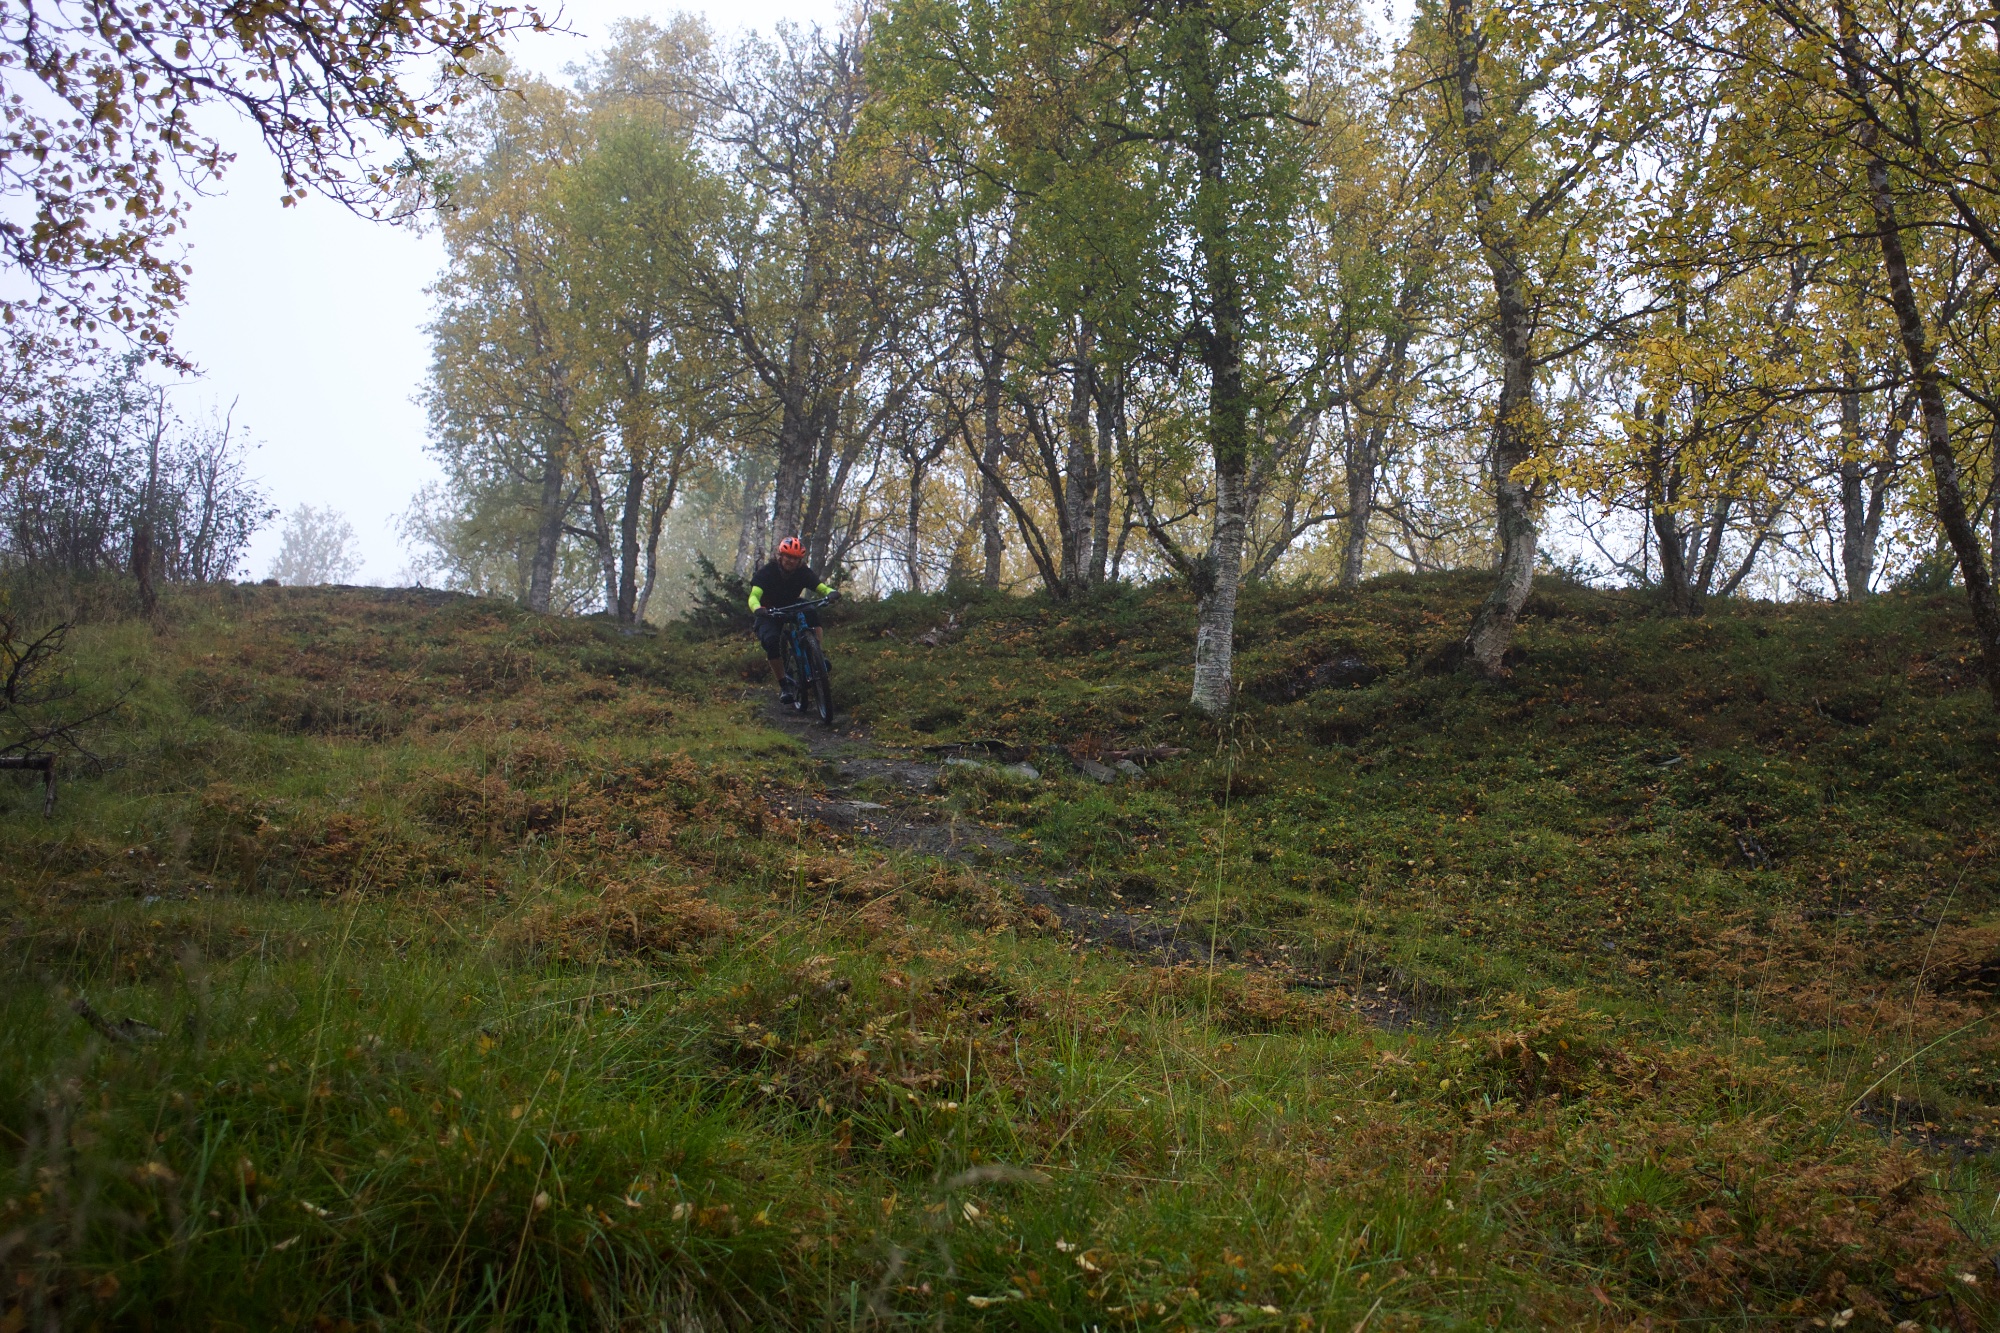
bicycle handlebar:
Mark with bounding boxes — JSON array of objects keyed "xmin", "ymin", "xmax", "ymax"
[{"xmin": 753, "ymin": 592, "xmax": 838, "ymax": 619}]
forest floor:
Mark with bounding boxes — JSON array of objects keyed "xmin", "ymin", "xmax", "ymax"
[{"xmin": 4, "ymin": 573, "xmax": 2000, "ymax": 1331}]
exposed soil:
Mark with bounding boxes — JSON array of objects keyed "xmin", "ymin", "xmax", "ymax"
[
  {"xmin": 746, "ymin": 689, "xmax": 1426, "ymax": 1029},
  {"xmin": 1853, "ymin": 1095, "xmax": 2000, "ymax": 1160}
]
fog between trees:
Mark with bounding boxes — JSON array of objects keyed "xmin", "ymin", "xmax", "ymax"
[{"xmin": 396, "ymin": 0, "xmax": 2000, "ymax": 711}]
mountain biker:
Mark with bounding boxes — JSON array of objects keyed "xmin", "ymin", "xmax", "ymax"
[{"xmin": 749, "ymin": 536, "xmax": 836, "ymax": 704}]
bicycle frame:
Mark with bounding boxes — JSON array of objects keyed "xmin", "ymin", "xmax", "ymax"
[{"xmin": 756, "ymin": 594, "xmax": 835, "ymax": 721}]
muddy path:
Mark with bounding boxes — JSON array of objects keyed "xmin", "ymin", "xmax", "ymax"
[{"xmin": 745, "ymin": 692, "xmax": 1425, "ymax": 1030}]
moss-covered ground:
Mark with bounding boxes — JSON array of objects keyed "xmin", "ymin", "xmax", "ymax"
[{"xmin": 3, "ymin": 575, "xmax": 1997, "ymax": 1330}]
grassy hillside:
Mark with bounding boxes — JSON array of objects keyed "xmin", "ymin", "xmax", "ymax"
[{"xmin": 2, "ymin": 576, "xmax": 1996, "ymax": 1331}]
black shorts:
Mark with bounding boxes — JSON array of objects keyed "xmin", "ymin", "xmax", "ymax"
[{"xmin": 755, "ymin": 605, "xmax": 820, "ymax": 657}]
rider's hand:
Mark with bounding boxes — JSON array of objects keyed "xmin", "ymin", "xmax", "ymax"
[{"xmin": 826, "ymin": 589, "xmax": 840, "ymax": 604}]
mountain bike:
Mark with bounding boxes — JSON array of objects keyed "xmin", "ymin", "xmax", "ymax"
[{"xmin": 756, "ymin": 594, "xmax": 836, "ymax": 725}]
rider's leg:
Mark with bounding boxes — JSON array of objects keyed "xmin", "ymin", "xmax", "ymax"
[{"xmin": 755, "ymin": 618, "xmax": 791, "ymax": 696}]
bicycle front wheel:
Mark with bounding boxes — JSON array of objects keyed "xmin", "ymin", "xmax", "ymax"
[
  {"xmin": 789, "ymin": 634, "xmax": 812, "ymax": 712},
  {"xmin": 800, "ymin": 636, "xmax": 834, "ymax": 725}
]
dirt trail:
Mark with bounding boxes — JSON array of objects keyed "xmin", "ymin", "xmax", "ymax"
[{"xmin": 746, "ymin": 692, "xmax": 1425, "ymax": 1029}]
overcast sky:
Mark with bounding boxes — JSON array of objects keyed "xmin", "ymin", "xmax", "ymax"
[{"xmin": 177, "ymin": 0, "xmax": 844, "ymax": 585}]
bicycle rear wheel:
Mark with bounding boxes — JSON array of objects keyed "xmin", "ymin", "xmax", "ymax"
[{"xmin": 800, "ymin": 635, "xmax": 834, "ymax": 725}]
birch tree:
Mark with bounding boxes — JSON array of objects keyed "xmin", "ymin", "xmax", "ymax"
[
  {"xmin": 877, "ymin": 0, "xmax": 1309, "ymax": 713},
  {"xmin": 1406, "ymin": 0, "xmax": 1662, "ymax": 673},
  {"xmin": 1680, "ymin": 0, "xmax": 2000, "ymax": 700}
]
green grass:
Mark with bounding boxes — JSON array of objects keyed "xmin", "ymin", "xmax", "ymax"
[
  {"xmin": 2, "ymin": 577, "xmax": 1996, "ymax": 1330},
  {"xmin": 837, "ymin": 575, "xmax": 1999, "ymax": 1021}
]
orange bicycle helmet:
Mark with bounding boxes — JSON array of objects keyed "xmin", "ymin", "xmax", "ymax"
[{"xmin": 777, "ymin": 536, "xmax": 805, "ymax": 558}]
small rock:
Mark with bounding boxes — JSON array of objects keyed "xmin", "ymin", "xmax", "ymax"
[
  {"xmin": 1072, "ymin": 757, "xmax": 1116, "ymax": 783},
  {"xmin": 1001, "ymin": 762, "xmax": 1040, "ymax": 781},
  {"xmin": 844, "ymin": 801, "xmax": 888, "ymax": 811},
  {"xmin": 1114, "ymin": 759, "xmax": 1144, "ymax": 778},
  {"xmin": 1312, "ymin": 655, "xmax": 1381, "ymax": 689},
  {"xmin": 916, "ymin": 610, "xmax": 963, "ymax": 647},
  {"xmin": 945, "ymin": 757, "xmax": 987, "ymax": 770},
  {"xmin": 1256, "ymin": 654, "xmax": 1382, "ymax": 702}
]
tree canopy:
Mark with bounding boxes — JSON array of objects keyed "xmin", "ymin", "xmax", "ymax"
[
  {"xmin": 378, "ymin": 1, "xmax": 2000, "ymax": 710},
  {"xmin": 0, "ymin": 0, "xmax": 545, "ymax": 429}
]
